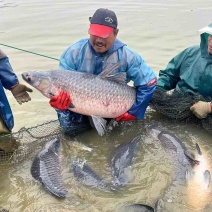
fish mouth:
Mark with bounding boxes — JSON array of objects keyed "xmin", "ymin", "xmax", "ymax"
[{"xmin": 22, "ymin": 72, "xmax": 32, "ymax": 82}]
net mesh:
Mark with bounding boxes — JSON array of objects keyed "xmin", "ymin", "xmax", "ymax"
[
  {"xmin": 0, "ymin": 118, "xmax": 92, "ymax": 167},
  {"xmin": 0, "ymin": 120, "xmax": 62, "ymax": 167},
  {"xmin": 150, "ymin": 89, "xmax": 212, "ymax": 133}
]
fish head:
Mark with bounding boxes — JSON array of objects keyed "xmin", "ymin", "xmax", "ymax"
[
  {"xmin": 72, "ymin": 160, "xmax": 86, "ymax": 169},
  {"xmin": 22, "ymin": 71, "xmax": 52, "ymax": 98},
  {"xmin": 145, "ymin": 124, "xmax": 162, "ymax": 140}
]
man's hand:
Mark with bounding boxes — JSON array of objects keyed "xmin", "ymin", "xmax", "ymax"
[
  {"xmin": 190, "ymin": 101, "xmax": 212, "ymax": 119},
  {"xmin": 49, "ymin": 91, "xmax": 71, "ymax": 111},
  {"xmin": 115, "ymin": 112, "xmax": 136, "ymax": 122},
  {"xmin": 11, "ymin": 83, "xmax": 33, "ymax": 104}
]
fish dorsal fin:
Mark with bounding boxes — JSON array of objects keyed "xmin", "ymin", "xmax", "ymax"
[
  {"xmin": 99, "ymin": 62, "xmax": 127, "ymax": 84},
  {"xmin": 105, "ymin": 72, "xmax": 127, "ymax": 84}
]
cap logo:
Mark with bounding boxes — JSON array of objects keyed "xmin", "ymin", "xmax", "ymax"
[{"xmin": 105, "ymin": 17, "xmax": 113, "ymax": 23}]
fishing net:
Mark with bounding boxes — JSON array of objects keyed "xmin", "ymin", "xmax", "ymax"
[
  {"xmin": 150, "ymin": 88, "xmax": 212, "ymax": 133},
  {"xmin": 0, "ymin": 120, "xmax": 61, "ymax": 167},
  {"xmin": 0, "ymin": 118, "xmax": 92, "ymax": 167}
]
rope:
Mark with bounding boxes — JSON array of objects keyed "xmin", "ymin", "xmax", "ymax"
[{"xmin": 0, "ymin": 43, "xmax": 59, "ymax": 61}]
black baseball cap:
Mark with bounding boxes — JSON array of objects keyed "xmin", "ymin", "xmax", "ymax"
[{"xmin": 88, "ymin": 8, "xmax": 118, "ymax": 38}]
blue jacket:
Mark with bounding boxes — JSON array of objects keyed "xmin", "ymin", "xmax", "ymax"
[
  {"xmin": 0, "ymin": 56, "xmax": 18, "ymax": 131},
  {"xmin": 59, "ymin": 38, "xmax": 156, "ymax": 119}
]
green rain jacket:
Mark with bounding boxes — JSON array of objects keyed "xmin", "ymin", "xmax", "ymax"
[{"xmin": 157, "ymin": 24, "xmax": 212, "ymax": 101}]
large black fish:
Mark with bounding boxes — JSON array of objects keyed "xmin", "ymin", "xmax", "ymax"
[
  {"xmin": 72, "ymin": 160, "xmax": 115, "ymax": 192},
  {"xmin": 110, "ymin": 136, "xmax": 141, "ymax": 187},
  {"xmin": 31, "ymin": 137, "xmax": 68, "ymax": 198}
]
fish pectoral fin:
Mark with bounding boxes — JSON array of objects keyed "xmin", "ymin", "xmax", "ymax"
[
  {"xmin": 184, "ymin": 151, "xmax": 200, "ymax": 165},
  {"xmin": 91, "ymin": 115, "xmax": 107, "ymax": 136}
]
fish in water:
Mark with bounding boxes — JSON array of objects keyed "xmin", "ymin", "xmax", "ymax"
[
  {"xmin": 146, "ymin": 124, "xmax": 199, "ymax": 169},
  {"xmin": 119, "ymin": 203, "xmax": 154, "ymax": 212},
  {"xmin": 31, "ymin": 137, "xmax": 68, "ymax": 198},
  {"xmin": 72, "ymin": 160, "xmax": 115, "ymax": 192},
  {"xmin": 110, "ymin": 136, "xmax": 141, "ymax": 187},
  {"xmin": 122, "ymin": 124, "xmax": 200, "ymax": 212},
  {"xmin": 22, "ymin": 63, "xmax": 136, "ymax": 136},
  {"xmin": 121, "ymin": 126, "xmax": 211, "ymax": 211}
]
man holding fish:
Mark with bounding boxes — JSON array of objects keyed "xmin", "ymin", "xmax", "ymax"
[{"xmin": 48, "ymin": 8, "xmax": 157, "ymax": 135}]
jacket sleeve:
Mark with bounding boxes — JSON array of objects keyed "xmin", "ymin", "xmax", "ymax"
[
  {"xmin": 0, "ymin": 56, "xmax": 18, "ymax": 89},
  {"xmin": 128, "ymin": 80, "xmax": 156, "ymax": 119},
  {"xmin": 124, "ymin": 47, "xmax": 157, "ymax": 119},
  {"xmin": 157, "ymin": 48, "xmax": 189, "ymax": 91}
]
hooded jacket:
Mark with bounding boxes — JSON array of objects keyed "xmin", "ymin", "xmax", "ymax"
[
  {"xmin": 0, "ymin": 56, "xmax": 18, "ymax": 131},
  {"xmin": 57, "ymin": 38, "xmax": 156, "ymax": 126},
  {"xmin": 157, "ymin": 24, "xmax": 212, "ymax": 101}
]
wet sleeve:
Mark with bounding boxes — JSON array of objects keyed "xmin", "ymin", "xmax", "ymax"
[
  {"xmin": 128, "ymin": 79, "xmax": 156, "ymax": 119},
  {"xmin": 56, "ymin": 109, "xmax": 77, "ymax": 133},
  {"xmin": 56, "ymin": 109, "xmax": 85, "ymax": 132},
  {"xmin": 125, "ymin": 49, "xmax": 157, "ymax": 119},
  {"xmin": 0, "ymin": 56, "xmax": 19, "ymax": 89},
  {"xmin": 157, "ymin": 49, "xmax": 188, "ymax": 91}
]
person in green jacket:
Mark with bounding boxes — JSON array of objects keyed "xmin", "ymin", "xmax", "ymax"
[{"xmin": 157, "ymin": 23, "xmax": 212, "ymax": 119}]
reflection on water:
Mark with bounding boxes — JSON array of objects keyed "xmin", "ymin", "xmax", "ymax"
[{"xmin": 1, "ymin": 0, "xmax": 212, "ymax": 211}]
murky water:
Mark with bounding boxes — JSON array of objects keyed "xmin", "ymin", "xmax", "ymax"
[{"xmin": 0, "ymin": 0, "xmax": 212, "ymax": 211}]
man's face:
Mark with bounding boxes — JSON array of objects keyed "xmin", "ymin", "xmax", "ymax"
[
  {"xmin": 89, "ymin": 30, "xmax": 118, "ymax": 54},
  {"xmin": 208, "ymin": 35, "xmax": 212, "ymax": 54}
]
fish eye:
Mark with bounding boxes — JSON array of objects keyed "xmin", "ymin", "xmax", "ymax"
[{"xmin": 27, "ymin": 76, "xmax": 31, "ymax": 82}]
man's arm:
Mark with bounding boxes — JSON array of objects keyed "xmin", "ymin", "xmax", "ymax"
[
  {"xmin": 0, "ymin": 49, "xmax": 33, "ymax": 104},
  {"xmin": 116, "ymin": 48, "xmax": 157, "ymax": 121}
]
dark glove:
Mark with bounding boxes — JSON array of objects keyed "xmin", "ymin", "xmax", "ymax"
[
  {"xmin": 49, "ymin": 91, "xmax": 71, "ymax": 111},
  {"xmin": 10, "ymin": 83, "xmax": 33, "ymax": 104},
  {"xmin": 115, "ymin": 112, "xmax": 136, "ymax": 122}
]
